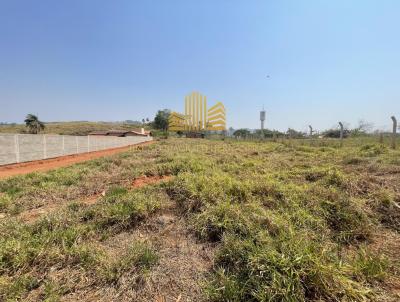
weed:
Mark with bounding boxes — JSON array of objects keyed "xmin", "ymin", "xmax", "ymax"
[
  {"xmin": 0, "ymin": 274, "xmax": 39, "ymax": 301},
  {"xmin": 359, "ymin": 144, "xmax": 388, "ymax": 157},
  {"xmin": 323, "ymin": 168, "xmax": 347, "ymax": 188},
  {"xmin": 343, "ymin": 156, "xmax": 365, "ymax": 165},
  {"xmin": 321, "ymin": 196, "xmax": 371, "ymax": 244},
  {"xmin": 94, "ymin": 189, "xmax": 161, "ymax": 231},
  {"xmin": 99, "ymin": 242, "xmax": 158, "ymax": 284},
  {"xmin": 191, "ymin": 201, "xmax": 267, "ymax": 241},
  {"xmin": 42, "ymin": 280, "xmax": 66, "ymax": 302},
  {"xmin": 369, "ymin": 190, "xmax": 400, "ymax": 231},
  {"xmin": 352, "ymin": 248, "xmax": 389, "ymax": 283},
  {"xmin": 207, "ymin": 233, "xmax": 373, "ymax": 301}
]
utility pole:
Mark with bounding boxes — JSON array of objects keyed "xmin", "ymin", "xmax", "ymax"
[{"xmin": 260, "ymin": 107, "xmax": 266, "ymax": 138}]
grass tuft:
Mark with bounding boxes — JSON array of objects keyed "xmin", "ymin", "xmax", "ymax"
[{"xmin": 98, "ymin": 242, "xmax": 158, "ymax": 284}]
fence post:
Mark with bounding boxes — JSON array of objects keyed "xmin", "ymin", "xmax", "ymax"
[
  {"xmin": 379, "ymin": 132, "xmax": 384, "ymax": 144},
  {"xmin": 43, "ymin": 134, "xmax": 47, "ymax": 159},
  {"xmin": 14, "ymin": 134, "xmax": 20, "ymax": 163},
  {"xmin": 391, "ymin": 116, "xmax": 397, "ymax": 149},
  {"xmin": 339, "ymin": 122, "xmax": 344, "ymax": 147}
]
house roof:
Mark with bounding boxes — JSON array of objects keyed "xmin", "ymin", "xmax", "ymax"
[{"xmin": 89, "ymin": 129, "xmax": 150, "ymax": 136}]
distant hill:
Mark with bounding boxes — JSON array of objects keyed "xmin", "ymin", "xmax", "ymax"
[{"xmin": 0, "ymin": 121, "xmax": 150, "ymax": 136}]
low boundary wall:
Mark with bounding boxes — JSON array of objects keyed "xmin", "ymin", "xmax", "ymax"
[{"xmin": 0, "ymin": 134, "xmax": 152, "ymax": 166}]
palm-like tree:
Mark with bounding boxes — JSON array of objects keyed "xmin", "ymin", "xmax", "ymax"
[{"xmin": 24, "ymin": 114, "xmax": 45, "ymax": 134}]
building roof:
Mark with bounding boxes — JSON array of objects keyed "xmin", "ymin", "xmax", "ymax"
[{"xmin": 89, "ymin": 129, "xmax": 150, "ymax": 136}]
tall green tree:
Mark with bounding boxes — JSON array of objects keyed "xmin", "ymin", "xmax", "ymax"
[
  {"xmin": 153, "ymin": 109, "xmax": 170, "ymax": 131},
  {"xmin": 233, "ymin": 129, "xmax": 251, "ymax": 138},
  {"xmin": 24, "ymin": 114, "xmax": 45, "ymax": 134}
]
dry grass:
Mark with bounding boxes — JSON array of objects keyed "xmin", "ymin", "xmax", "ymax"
[
  {"xmin": 0, "ymin": 121, "xmax": 149, "ymax": 136},
  {"xmin": 0, "ymin": 138, "xmax": 399, "ymax": 301}
]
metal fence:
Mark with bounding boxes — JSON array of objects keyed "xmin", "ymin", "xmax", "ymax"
[{"xmin": 0, "ymin": 134, "xmax": 152, "ymax": 166}]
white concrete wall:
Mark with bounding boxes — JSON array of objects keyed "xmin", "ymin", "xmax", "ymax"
[{"xmin": 0, "ymin": 134, "xmax": 152, "ymax": 166}]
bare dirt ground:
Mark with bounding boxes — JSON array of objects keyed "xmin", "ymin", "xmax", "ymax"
[
  {"xmin": 372, "ymin": 230, "xmax": 400, "ymax": 300},
  {"xmin": 131, "ymin": 175, "xmax": 173, "ymax": 189},
  {"xmin": 0, "ymin": 141, "xmax": 154, "ymax": 179},
  {"xmin": 58, "ymin": 198, "xmax": 215, "ymax": 302}
]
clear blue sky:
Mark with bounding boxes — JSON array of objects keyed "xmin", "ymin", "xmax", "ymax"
[{"xmin": 1, "ymin": 0, "xmax": 399, "ymax": 131}]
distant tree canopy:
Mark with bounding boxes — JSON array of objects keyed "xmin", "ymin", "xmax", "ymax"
[
  {"xmin": 323, "ymin": 129, "xmax": 350, "ymax": 138},
  {"xmin": 286, "ymin": 128, "xmax": 306, "ymax": 138},
  {"xmin": 24, "ymin": 114, "xmax": 45, "ymax": 134},
  {"xmin": 153, "ymin": 109, "xmax": 171, "ymax": 131},
  {"xmin": 233, "ymin": 129, "xmax": 251, "ymax": 137},
  {"xmin": 254, "ymin": 129, "xmax": 284, "ymax": 138}
]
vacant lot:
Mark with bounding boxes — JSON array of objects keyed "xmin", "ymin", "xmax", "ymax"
[{"xmin": 0, "ymin": 139, "xmax": 399, "ymax": 301}]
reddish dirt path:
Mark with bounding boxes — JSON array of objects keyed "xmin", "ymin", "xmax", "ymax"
[
  {"xmin": 11, "ymin": 175, "xmax": 172, "ymax": 224},
  {"xmin": 131, "ymin": 175, "xmax": 172, "ymax": 188},
  {"xmin": 0, "ymin": 141, "xmax": 154, "ymax": 179}
]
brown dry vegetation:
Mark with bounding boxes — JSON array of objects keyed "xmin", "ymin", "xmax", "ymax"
[
  {"xmin": 0, "ymin": 121, "xmax": 150, "ymax": 136},
  {"xmin": 0, "ymin": 138, "xmax": 399, "ymax": 301}
]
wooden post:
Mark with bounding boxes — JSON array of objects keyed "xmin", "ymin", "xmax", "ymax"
[
  {"xmin": 391, "ymin": 116, "xmax": 397, "ymax": 149},
  {"xmin": 339, "ymin": 122, "xmax": 344, "ymax": 147}
]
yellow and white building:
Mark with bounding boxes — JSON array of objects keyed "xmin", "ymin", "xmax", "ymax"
[{"xmin": 169, "ymin": 91, "xmax": 226, "ymax": 132}]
